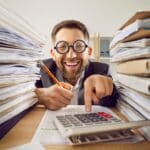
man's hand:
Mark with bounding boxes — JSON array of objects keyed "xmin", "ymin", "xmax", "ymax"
[
  {"xmin": 35, "ymin": 82, "xmax": 73, "ymax": 110},
  {"xmin": 84, "ymin": 75, "xmax": 113, "ymax": 112}
]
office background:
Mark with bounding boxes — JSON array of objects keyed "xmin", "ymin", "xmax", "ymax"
[{"xmin": 1, "ymin": 0, "xmax": 150, "ymax": 54}]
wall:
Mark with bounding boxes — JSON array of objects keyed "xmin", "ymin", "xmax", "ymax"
[{"xmin": 1, "ymin": 0, "xmax": 150, "ymax": 53}]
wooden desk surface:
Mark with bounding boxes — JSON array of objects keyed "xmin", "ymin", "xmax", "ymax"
[{"xmin": 0, "ymin": 106, "xmax": 150, "ymax": 150}]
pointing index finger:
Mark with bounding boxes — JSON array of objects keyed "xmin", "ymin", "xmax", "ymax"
[{"xmin": 84, "ymin": 84, "xmax": 92, "ymax": 112}]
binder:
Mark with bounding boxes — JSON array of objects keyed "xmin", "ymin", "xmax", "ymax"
[
  {"xmin": 119, "ymin": 11, "xmax": 150, "ymax": 30},
  {"xmin": 110, "ymin": 11, "xmax": 150, "ymax": 48},
  {"xmin": 116, "ymin": 58, "xmax": 150, "ymax": 76},
  {"xmin": 110, "ymin": 29, "xmax": 150, "ymax": 48}
]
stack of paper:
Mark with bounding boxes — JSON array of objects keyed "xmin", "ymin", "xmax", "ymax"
[
  {"xmin": 110, "ymin": 11, "xmax": 150, "ymax": 140},
  {"xmin": 0, "ymin": 3, "xmax": 46, "ymax": 138}
]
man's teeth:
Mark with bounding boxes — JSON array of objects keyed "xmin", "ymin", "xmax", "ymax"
[{"xmin": 66, "ymin": 62, "xmax": 78, "ymax": 66}]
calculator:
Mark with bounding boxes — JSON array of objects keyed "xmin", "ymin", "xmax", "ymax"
[{"xmin": 54, "ymin": 111, "xmax": 150, "ymax": 145}]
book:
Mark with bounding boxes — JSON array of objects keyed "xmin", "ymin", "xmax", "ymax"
[
  {"xmin": 117, "ymin": 73, "xmax": 150, "ymax": 95},
  {"xmin": 121, "ymin": 29, "xmax": 150, "ymax": 43},
  {"xmin": 119, "ymin": 11, "xmax": 150, "ymax": 30},
  {"xmin": 116, "ymin": 58, "xmax": 150, "ymax": 76}
]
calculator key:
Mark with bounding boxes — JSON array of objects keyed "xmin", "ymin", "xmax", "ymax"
[
  {"xmin": 78, "ymin": 135, "xmax": 87, "ymax": 142},
  {"xmin": 110, "ymin": 118, "xmax": 121, "ymax": 122},
  {"xmin": 62, "ymin": 124, "xmax": 73, "ymax": 127},
  {"xmin": 86, "ymin": 135, "xmax": 98, "ymax": 141},
  {"xmin": 98, "ymin": 112, "xmax": 113, "ymax": 118},
  {"xmin": 74, "ymin": 114, "xmax": 91, "ymax": 123}
]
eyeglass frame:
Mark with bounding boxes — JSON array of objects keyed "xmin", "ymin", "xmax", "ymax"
[{"xmin": 54, "ymin": 40, "xmax": 88, "ymax": 54}]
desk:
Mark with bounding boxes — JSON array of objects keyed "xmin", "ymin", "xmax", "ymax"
[{"xmin": 0, "ymin": 106, "xmax": 150, "ymax": 150}]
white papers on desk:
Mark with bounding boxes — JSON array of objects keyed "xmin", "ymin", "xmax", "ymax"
[
  {"xmin": 8, "ymin": 142, "xmax": 45, "ymax": 150},
  {"xmin": 110, "ymin": 46, "xmax": 150, "ymax": 63},
  {"xmin": 117, "ymin": 99, "xmax": 150, "ymax": 141},
  {"xmin": 0, "ymin": 47, "xmax": 44, "ymax": 63},
  {"xmin": 116, "ymin": 83, "xmax": 150, "ymax": 114},
  {"xmin": 0, "ymin": 81, "xmax": 38, "ymax": 125},
  {"xmin": 0, "ymin": 81, "xmax": 36, "ymax": 100},
  {"xmin": 116, "ymin": 74, "xmax": 150, "ymax": 95},
  {"xmin": 0, "ymin": 3, "xmax": 46, "ymax": 48},
  {"xmin": 0, "ymin": 75, "xmax": 39, "ymax": 88},
  {"xmin": 0, "ymin": 97, "xmax": 37, "ymax": 125},
  {"xmin": 110, "ymin": 38, "xmax": 150, "ymax": 57},
  {"xmin": 32, "ymin": 105, "xmax": 143, "ymax": 145},
  {"xmin": 0, "ymin": 2, "xmax": 46, "ymax": 137},
  {"xmin": 0, "ymin": 63, "xmax": 39, "ymax": 76}
]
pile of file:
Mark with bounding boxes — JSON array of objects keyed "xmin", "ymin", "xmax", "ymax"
[
  {"xmin": 110, "ymin": 11, "xmax": 150, "ymax": 140},
  {"xmin": 0, "ymin": 3, "xmax": 46, "ymax": 138}
]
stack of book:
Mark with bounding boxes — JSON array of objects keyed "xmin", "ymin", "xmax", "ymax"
[
  {"xmin": 110, "ymin": 11, "xmax": 150, "ymax": 140},
  {"xmin": 0, "ymin": 3, "xmax": 46, "ymax": 138}
]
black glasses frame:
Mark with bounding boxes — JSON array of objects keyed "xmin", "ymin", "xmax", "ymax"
[{"xmin": 54, "ymin": 40, "xmax": 88, "ymax": 54}]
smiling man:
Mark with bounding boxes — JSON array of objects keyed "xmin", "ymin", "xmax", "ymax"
[{"xmin": 35, "ymin": 20, "xmax": 118, "ymax": 111}]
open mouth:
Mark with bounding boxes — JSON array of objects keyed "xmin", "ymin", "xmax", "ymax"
[{"xmin": 64, "ymin": 61, "xmax": 81, "ymax": 70}]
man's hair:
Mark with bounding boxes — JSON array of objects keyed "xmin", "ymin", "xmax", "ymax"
[{"xmin": 51, "ymin": 20, "xmax": 89, "ymax": 43}]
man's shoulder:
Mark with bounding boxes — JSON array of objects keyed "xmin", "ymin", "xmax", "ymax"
[
  {"xmin": 43, "ymin": 58, "xmax": 56, "ymax": 69},
  {"xmin": 87, "ymin": 61, "xmax": 109, "ymax": 75},
  {"xmin": 90, "ymin": 61, "xmax": 109, "ymax": 68},
  {"xmin": 89, "ymin": 61, "xmax": 109, "ymax": 70}
]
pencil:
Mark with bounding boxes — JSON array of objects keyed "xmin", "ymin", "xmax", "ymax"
[{"xmin": 38, "ymin": 60, "xmax": 62, "ymax": 86}]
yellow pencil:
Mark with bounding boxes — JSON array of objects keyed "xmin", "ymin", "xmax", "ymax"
[{"xmin": 38, "ymin": 60, "xmax": 62, "ymax": 86}]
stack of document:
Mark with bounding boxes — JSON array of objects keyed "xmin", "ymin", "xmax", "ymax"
[
  {"xmin": 0, "ymin": 3, "xmax": 46, "ymax": 138},
  {"xmin": 110, "ymin": 11, "xmax": 150, "ymax": 140}
]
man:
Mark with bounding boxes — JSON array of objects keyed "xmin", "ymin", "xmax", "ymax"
[{"xmin": 36, "ymin": 20, "xmax": 118, "ymax": 112}]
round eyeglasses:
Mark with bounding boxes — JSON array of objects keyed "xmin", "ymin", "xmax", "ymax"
[{"xmin": 54, "ymin": 40, "xmax": 88, "ymax": 54}]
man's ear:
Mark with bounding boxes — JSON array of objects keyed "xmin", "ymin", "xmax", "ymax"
[
  {"xmin": 50, "ymin": 49, "xmax": 56, "ymax": 60},
  {"xmin": 88, "ymin": 47, "xmax": 92, "ymax": 56}
]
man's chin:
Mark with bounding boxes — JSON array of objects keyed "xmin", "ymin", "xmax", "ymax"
[{"xmin": 63, "ymin": 71, "xmax": 80, "ymax": 80}]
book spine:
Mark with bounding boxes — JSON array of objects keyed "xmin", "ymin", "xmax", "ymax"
[{"xmin": 116, "ymin": 60, "xmax": 150, "ymax": 75}]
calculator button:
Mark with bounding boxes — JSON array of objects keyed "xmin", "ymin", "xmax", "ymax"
[
  {"xmin": 74, "ymin": 114, "xmax": 91, "ymax": 123},
  {"xmin": 98, "ymin": 112, "xmax": 113, "ymax": 118},
  {"xmin": 86, "ymin": 135, "xmax": 98, "ymax": 141},
  {"xmin": 62, "ymin": 124, "xmax": 73, "ymax": 127}
]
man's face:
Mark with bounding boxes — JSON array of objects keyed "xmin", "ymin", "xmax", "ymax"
[{"xmin": 51, "ymin": 28, "xmax": 91, "ymax": 82}]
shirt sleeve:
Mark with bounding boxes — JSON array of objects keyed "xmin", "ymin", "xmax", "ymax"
[{"xmin": 35, "ymin": 79, "xmax": 43, "ymax": 88}]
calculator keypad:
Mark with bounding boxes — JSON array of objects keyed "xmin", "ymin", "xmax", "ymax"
[{"xmin": 56, "ymin": 112, "xmax": 122, "ymax": 128}]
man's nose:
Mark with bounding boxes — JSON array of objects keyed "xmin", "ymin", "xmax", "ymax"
[{"xmin": 66, "ymin": 46, "xmax": 77, "ymax": 58}]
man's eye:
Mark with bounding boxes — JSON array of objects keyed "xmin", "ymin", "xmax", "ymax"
[
  {"xmin": 58, "ymin": 45, "xmax": 67, "ymax": 50},
  {"xmin": 75, "ymin": 45, "xmax": 83, "ymax": 49}
]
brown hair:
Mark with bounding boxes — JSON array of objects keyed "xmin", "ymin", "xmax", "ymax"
[{"xmin": 51, "ymin": 20, "xmax": 89, "ymax": 43}]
